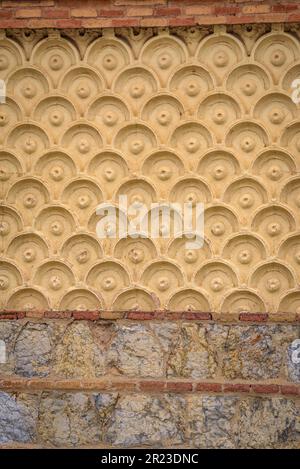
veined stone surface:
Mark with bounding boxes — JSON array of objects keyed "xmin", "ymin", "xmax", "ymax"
[
  {"xmin": 0, "ymin": 391, "xmax": 299, "ymax": 448},
  {"xmin": 0, "ymin": 25, "xmax": 300, "ymax": 313},
  {"xmin": 0, "ymin": 319, "xmax": 299, "ymax": 381}
]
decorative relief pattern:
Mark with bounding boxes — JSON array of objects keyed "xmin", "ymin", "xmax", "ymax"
[{"xmin": 1, "ymin": 25, "xmax": 300, "ymax": 314}]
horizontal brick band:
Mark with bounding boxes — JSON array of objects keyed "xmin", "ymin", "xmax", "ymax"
[
  {"xmin": 0, "ymin": 310, "xmax": 299, "ymax": 323},
  {"xmin": 0, "ymin": 1, "xmax": 300, "ymax": 28},
  {"xmin": 0, "ymin": 377, "xmax": 299, "ymax": 396}
]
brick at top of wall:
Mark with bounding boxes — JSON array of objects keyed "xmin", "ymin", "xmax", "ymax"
[
  {"xmin": 114, "ymin": 0, "xmax": 166, "ymax": 5},
  {"xmin": 185, "ymin": 5, "xmax": 214, "ymax": 16},
  {"xmin": 1, "ymin": 0, "xmax": 300, "ymax": 28},
  {"xmin": 15, "ymin": 8, "xmax": 42, "ymax": 18},
  {"xmin": 2, "ymin": 1, "xmax": 54, "ymax": 5},
  {"xmin": 127, "ymin": 7, "xmax": 153, "ymax": 17},
  {"xmin": 154, "ymin": 7, "xmax": 181, "ymax": 17},
  {"xmin": 71, "ymin": 8, "xmax": 97, "ymax": 18}
]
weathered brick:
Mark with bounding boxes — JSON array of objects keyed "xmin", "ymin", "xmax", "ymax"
[
  {"xmin": 3, "ymin": 1, "xmax": 53, "ymax": 5},
  {"xmin": 1, "ymin": 1, "xmax": 296, "ymax": 28},
  {"xmin": 154, "ymin": 7, "xmax": 181, "ymax": 17},
  {"xmin": 111, "ymin": 18, "xmax": 140, "ymax": 26},
  {"xmin": 0, "ymin": 313, "xmax": 18, "ymax": 320},
  {"xmin": 182, "ymin": 312, "xmax": 212, "ymax": 320},
  {"xmin": 126, "ymin": 311, "xmax": 157, "ymax": 320},
  {"xmin": 56, "ymin": 18, "xmax": 82, "ymax": 27},
  {"xmin": 15, "ymin": 8, "xmax": 42, "ymax": 18},
  {"xmin": 24, "ymin": 310, "xmax": 45, "ymax": 318},
  {"xmin": 273, "ymin": 4, "xmax": 299, "ymax": 13},
  {"xmin": 127, "ymin": 6, "xmax": 153, "ymax": 17},
  {"xmin": 185, "ymin": 5, "xmax": 213, "ymax": 16},
  {"xmin": 139, "ymin": 380, "xmax": 166, "ymax": 392},
  {"xmin": 165, "ymin": 312, "xmax": 183, "ymax": 320},
  {"xmin": 269, "ymin": 312, "xmax": 297, "ymax": 322},
  {"xmin": 44, "ymin": 311, "xmax": 72, "ymax": 319},
  {"xmin": 195, "ymin": 383, "xmax": 222, "ymax": 393},
  {"xmin": 16, "ymin": 312, "xmax": 26, "ymax": 319},
  {"xmin": 251, "ymin": 384, "xmax": 280, "ymax": 394},
  {"xmin": 27, "ymin": 18, "xmax": 57, "ymax": 27},
  {"xmin": 61, "ymin": 0, "xmax": 108, "ymax": 5},
  {"xmin": 239, "ymin": 313, "xmax": 269, "ymax": 322},
  {"xmin": 140, "ymin": 17, "xmax": 168, "ymax": 26},
  {"xmin": 196, "ymin": 15, "xmax": 227, "ymax": 25},
  {"xmin": 99, "ymin": 9, "xmax": 123, "ymax": 17},
  {"xmin": 168, "ymin": 17, "xmax": 196, "ymax": 26},
  {"xmin": 110, "ymin": 380, "xmax": 137, "ymax": 391},
  {"xmin": 253, "ymin": 12, "xmax": 288, "ymax": 23},
  {"xmin": 115, "ymin": 0, "xmax": 166, "ymax": 4},
  {"xmin": 215, "ymin": 6, "xmax": 239, "ymax": 16},
  {"xmin": 81, "ymin": 18, "xmax": 113, "ymax": 27},
  {"xmin": 223, "ymin": 383, "xmax": 251, "ymax": 393},
  {"xmin": 280, "ymin": 385, "xmax": 299, "ymax": 396},
  {"xmin": 72, "ymin": 311, "xmax": 100, "ymax": 320},
  {"xmin": 43, "ymin": 8, "xmax": 69, "ymax": 18},
  {"xmin": 226, "ymin": 15, "xmax": 255, "ymax": 24},
  {"xmin": 0, "ymin": 19, "xmax": 29, "ymax": 27},
  {"xmin": 71, "ymin": 8, "xmax": 97, "ymax": 17},
  {"xmin": 99, "ymin": 311, "xmax": 125, "ymax": 319},
  {"xmin": 0, "ymin": 10, "xmax": 13, "ymax": 18},
  {"xmin": 242, "ymin": 4, "xmax": 271, "ymax": 15},
  {"xmin": 166, "ymin": 382, "xmax": 193, "ymax": 392},
  {"xmin": 288, "ymin": 13, "xmax": 300, "ymax": 21}
]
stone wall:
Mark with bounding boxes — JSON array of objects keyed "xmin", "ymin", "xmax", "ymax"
[
  {"xmin": 1, "ymin": 318, "xmax": 300, "ymax": 382},
  {"xmin": 1, "ymin": 7, "xmax": 300, "ymax": 448},
  {"xmin": 0, "ymin": 317, "xmax": 299, "ymax": 448},
  {"xmin": 1, "ymin": 391, "xmax": 299, "ymax": 448}
]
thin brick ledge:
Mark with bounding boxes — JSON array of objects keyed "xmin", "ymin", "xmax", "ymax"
[
  {"xmin": 0, "ymin": 377, "xmax": 299, "ymax": 396},
  {"xmin": 0, "ymin": 310, "xmax": 299, "ymax": 323}
]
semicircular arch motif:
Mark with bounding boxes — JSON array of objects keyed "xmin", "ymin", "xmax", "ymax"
[{"xmin": 0, "ymin": 26, "xmax": 299, "ymax": 314}]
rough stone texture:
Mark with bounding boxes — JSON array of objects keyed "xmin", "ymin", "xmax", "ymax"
[
  {"xmin": 187, "ymin": 395, "xmax": 239, "ymax": 448},
  {"xmin": 108, "ymin": 324, "xmax": 166, "ymax": 378},
  {"xmin": 1, "ymin": 319, "xmax": 299, "ymax": 448},
  {"xmin": 0, "ymin": 392, "xmax": 38, "ymax": 444},
  {"xmin": 0, "ymin": 321, "xmax": 21, "ymax": 374},
  {"xmin": 104, "ymin": 394, "xmax": 185, "ymax": 447},
  {"xmin": 54, "ymin": 321, "xmax": 107, "ymax": 378},
  {"xmin": 1, "ymin": 320, "xmax": 299, "ymax": 382},
  {"xmin": 149, "ymin": 323, "xmax": 179, "ymax": 353},
  {"xmin": 238, "ymin": 397, "xmax": 300, "ymax": 448},
  {"xmin": 14, "ymin": 323, "xmax": 52, "ymax": 377},
  {"xmin": 38, "ymin": 392, "xmax": 114, "ymax": 447},
  {"xmin": 287, "ymin": 339, "xmax": 300, "ymax": 383},
  {"xmin": 0, "ymin": 391, "xmax": 299, "ymax": 448},
  {"xmin": 167, "ymin": 324, "xmax": 218, "ymax": 379},
  {"xmin": 222, "ymin": 325, "xmax": 299, "ymax": 381}
]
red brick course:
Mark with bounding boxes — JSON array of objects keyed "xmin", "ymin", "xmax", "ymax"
[
  {"xmin": 251, "ymin": 384, "xmax": 280, "ymax": 394},
  {"xmin": 223, "ymin": 383, "xmax": 251, "ymax": 393},
  {"xmin": 195, "ymin": 382, "xmax": 223, "ymax": 393},
  {"xmin": 0, "ymin": 309, "xmax": 299, "ymax": 323},
  {"xmin": 0, "ymin": 377, "xmax": 298, "ymax": 396},
  {"xmin": 280, "ymin": 385, "xmax": 299, "ymax": 396},
  {"xmin": 0, "ymin": 1, "xmax": 299, "ymax": 28},
  {"xmin": 166, "ymin": 382, "xmax": 193, "ymax": 392}
]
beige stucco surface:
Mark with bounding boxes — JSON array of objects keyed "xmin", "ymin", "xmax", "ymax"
[{"xmin": 0, "ymin": 25, "xmax": 300, "ymax": 313}]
